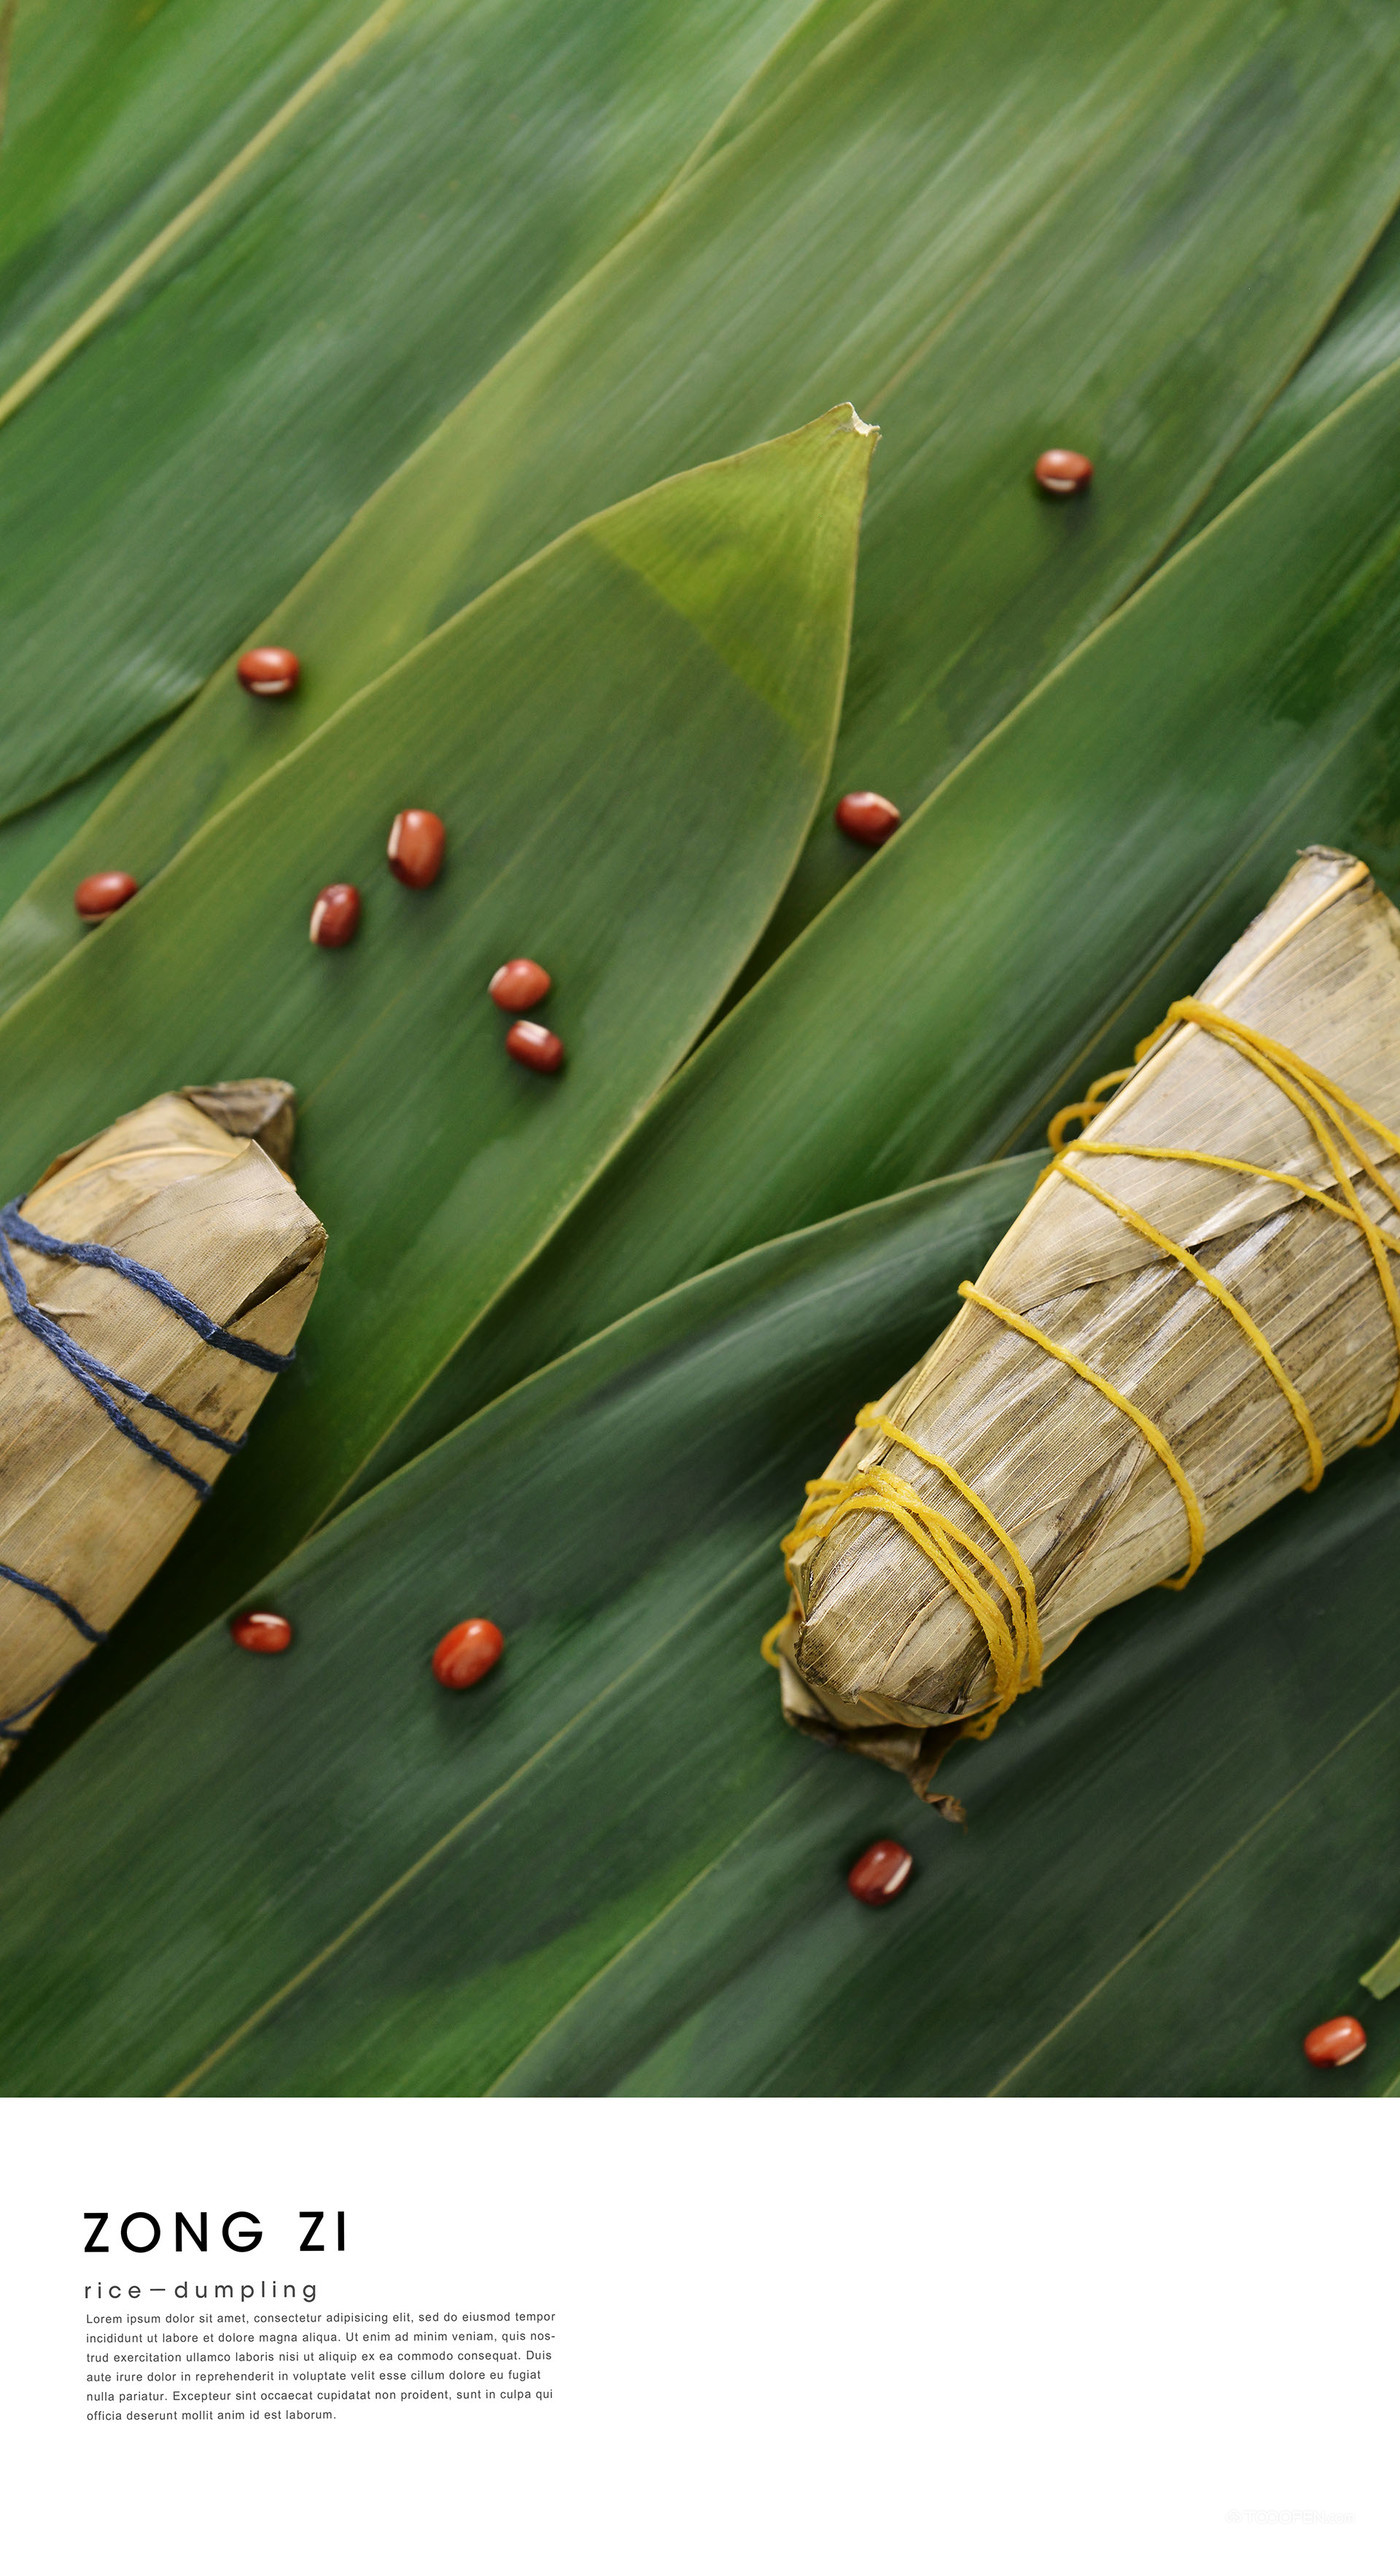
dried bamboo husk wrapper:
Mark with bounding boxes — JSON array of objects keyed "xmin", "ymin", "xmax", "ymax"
[
  {"xmin": 0, "ymin": 1081, "xmax": 324, "ymax": 1762},
  {"xmin": 773, "ymin": 848, "xmax": 1400, "ymax": 1816}
]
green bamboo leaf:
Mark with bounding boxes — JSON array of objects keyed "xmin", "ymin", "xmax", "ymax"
[
  {"xmin": 498, "ymin": 1484, "xmax": 1400, "ymax": 2100},
  {"xmin": 1358, "ymin": 1930, "xmax": 1400, "ymax": 2002},
  {"xmin": 12, "ymin": 0, "xmax": 1399, "ymax": 989},
  {"xmin": 0, "ymin": 1156, "xmax": 1038, "ymax": 2091},
  {"xmin": 371, "ymin": 343, "xmax": 1400, "ymax": 1480},
  {"xmin": 0, "ymin": 0, "xmax": 396, "ymax": 391},
  {"xmin": 0, "ymin": 0, "xmax": 825, "ymax": 822},
  {"xmin": 660, "ymin": 0, "xmax": 870, "ymax": 189},
  {"xmin": 2, "ymin": 1148, "xmax": 1396, "ymax": 2098},
  {"xmin": 0, "ymin": 1, "xmax": 16, "ymax": 150},
  {"xmin": 0, "ymin": 404, "xmax": 872, "ymax": 1753},
  {"xmin": 0, "ymin": 729, "xmax": 167, "ymax": 976},
  {"xmin": 1194, "ymin": 203, "xmax": 1400, "ymax": 529}
]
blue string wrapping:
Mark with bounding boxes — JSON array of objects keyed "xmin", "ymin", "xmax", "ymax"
[
  {"xmin": 0, "ymin": 1193, "xmax": 297, "ymax": 1707},
  {"xmin": 0, "ymin": 1670, "xmax": 68, "ymax": 1737},
  {"xmin": 0, "ymin": 1558, "xmax": 104, "ymax": 1646},
  {"xmin": 1, "ymin": 1204, "xmax": 292, "ymax": 1373}
]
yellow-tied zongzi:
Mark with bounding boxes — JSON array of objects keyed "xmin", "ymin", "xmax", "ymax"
[{"xmin": 770, "ymin": 849, "xmax": 1400, "ymax": 1814}]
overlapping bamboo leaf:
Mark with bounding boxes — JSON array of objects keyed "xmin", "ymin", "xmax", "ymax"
[
  {"xmin": 0, "ymin": 407, "xmax": 870, "ymax": 1746},
  {"xmin": 0, "ymin": 0, "xmax": 382, "ymax": 387},
  {"xmin": 11, "ymin": 0, "xmax": 1399, "ymax": 999},
  {"xmin": 2, "ymin": 1151, "xmax": 1396, "ymax": 2099},
  {"xmin": 1195, "ymin": 206, "xmax": 1400, "ymax": 529},
  {"xmin": 0, "ymin": 1158, "xmax": 1035, "ymax": 2090},
  {"xmin": 0, "ymin": 731, "xmax": 163, "ymax": 986},
  {"xmin": 0, "ymin": 0, "xmax": 824, "ymax": 821},
  {"xmin": 379, "ymin": 347, "xmax": 1400, "ymax": 1477}
]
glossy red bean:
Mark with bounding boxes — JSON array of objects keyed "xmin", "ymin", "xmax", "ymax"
[
  {"xmin": 1303, "ymin": 2014, "xmax": 1366, "ymax": 2069},
  {"xmin": 432, "ymin": 1617, "xmax": 505, "ymax": 1689},
  {"xmin": 506, "ymin": 1019, "xmax": 564, "ymax": 1074},
  {"xmin": 309, "ymin": 883, "xmax": 361, "ymax": 947},
  {"xmin": 489, "ymin": 957, "xmax": 553, "ymax": 1011},
  {"xmin": 387, "ymin": 808, "xmax": 446, "ymax": 888},
  {"xmin": 835, "ymin": 790, "xmax": 901, "ymax": 849},
  {"xmin": 74, "ymin": 870, "xmax": 139, "ymax": 920},
  {"xmin": 231, "ymin": 1609, "xmax": 293, "ymax": 1654},
  {"xmin": 1034, "ymin": 447, "xmax": 1093, "ymax": 497},
  {"xmin": 847, "ymin": 1839, "xmax": 914, "ymax": 1905},
  {"xmin": 237, "ymin": 645, "xmax": 300, "ymax": 697}
]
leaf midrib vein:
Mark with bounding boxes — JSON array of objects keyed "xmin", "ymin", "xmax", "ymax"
[
  {"xmin": 491, "ymin": 1682, "xmax": 1400, "ymax": 2099},
  {"xmin": 985, "ymin": 1682, "xmax": 1400, "ymax": 2095},
  {"xmin": 995, "ymin": 673, "xmax": 1400, "ymax": 1164},
  {"xmin": 483, "ymin": 1762, "xmax": 821, "ymax": 2095},
  {"xmin": 0, "ymin": 0, "xmax": 419, "ymax": 436}
]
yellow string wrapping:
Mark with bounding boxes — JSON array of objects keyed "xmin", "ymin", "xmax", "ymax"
[
  {"xmin": 766, "ymin": 1001, "xmax": 1400, "ymax": 1744},
  {"xmin": 955, "ymin": 1280, "xmax": 1207, "ymax": 1589},
  {"xmin": 1048, "ymin": 1163, "xmax": 1326, "ymax": 1490}
]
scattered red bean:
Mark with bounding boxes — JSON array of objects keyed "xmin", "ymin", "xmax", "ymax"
[
  {"xmin": 231, "ymin": 1609, "xmax": 294, "ymax": 1654},
  {"xmin": 1303, "ymin": 2014, "xmax": 1366, "ymax": 2069},
  {"xmin": 847, "ymin": 1839, "xmax": 914, "ymax": 1905},
  {"xmin": 835, "ymin": 790, "xmax": 901, "ymax": 849},
  {"xmin": 1034, "ymin": 447, "xmax": 1093, "ymax": 496},
  {"xmin": 387, "ymin": 808, "xmax": 446, "ymax": 889},
  {"xmin": 237, "ymin": 645, "xmax": 300, "ymax": 697},
  {"xmin": 74, "ymin": 870, "xmax": 139, "ymax": 920},
  {"xmin": 506, "ymin": 1020, "xmax": 564, "ymax": 1074},
  {"xmin": 432, "ymin": 1618, "xmax": 505, "ymax": 1689},
  {"xmin": 490, "ymin": 957, "xmax": 553, "ymax": 1011},
  {"xmin": 309, "ymin": 883, "xmax": 361, "ymax": 947}
]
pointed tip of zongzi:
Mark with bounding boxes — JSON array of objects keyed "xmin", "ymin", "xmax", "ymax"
[{"xmin": 183, "ymin": 1079, "xmax": 296, "ymax": 1172}]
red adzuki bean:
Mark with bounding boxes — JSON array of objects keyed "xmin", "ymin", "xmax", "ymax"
[
  {"xmin": 847, "ymin": 1840, "xmax": 914, "ymax": 1905},
  {"xmin": 1033, "ymin": 448, "xmax": 1093, "ymax": 496},
  {"xmin": 74, "ymin": 871, "xmax": 138, "ymax": 919},
  {"xmin": 489, "ymin": 958, "xmax": 553, "ymax": 1011},
  {"xmin": 237, "ymin": 646, "xmax": 300, "ymax": 697},
  {"xmin": 309, "ymin": 883, "xmax": 361, "ymax": 947},
  {"xmin": 432, "ymin": 1618, "xmax": 505, "ymax": 1689},
  {"xmin": 506, "ymin": 1020, "xmax": 564, "ymax": 1074},
  {"xmin": 1303, "ymin": 2015, "xmax": 1366, "ymax": 2069},
  {"xmin": 231, "ymin": 1610, "xmax": 293, "ymax": 1654},
  {"xmin": 835, "ymin": 791, "xmax": 901, "ymax": 848},
  {"xmin": 387, "ymin": 809, "xmax": 445, "ymax": 888}
]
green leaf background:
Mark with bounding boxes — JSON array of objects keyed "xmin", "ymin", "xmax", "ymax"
[
  {"xmin": 368, "ymin": 346, "xmax": 1400, "ymax": 1474},
  {"xmin": 3, "ymin": 0, "xmax": 1400, "ymax": 2097},
  {"xmin": 0, "ymin": 404, "xmax": 872, "ymax": 1707},
  {"xmin": 9, "ymin": 0, "xmax": 1400, "ymax": 1009},
  {"xmin": 0, "ymin": 0, "xmax": 823, "ymax": 817},
  {"xmin": 4, "ymin": 1158, "xmax": 1399, "ymax": 2098}
]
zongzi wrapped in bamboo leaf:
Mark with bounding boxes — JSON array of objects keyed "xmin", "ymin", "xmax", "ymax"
[
  {"xmin": 0, "ymin": 1082, "xmax": 324, "ymax": 1758},
  {"xmin": 771, "ymin": 848, "xmax": 1400, "ymax": 1813}
]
